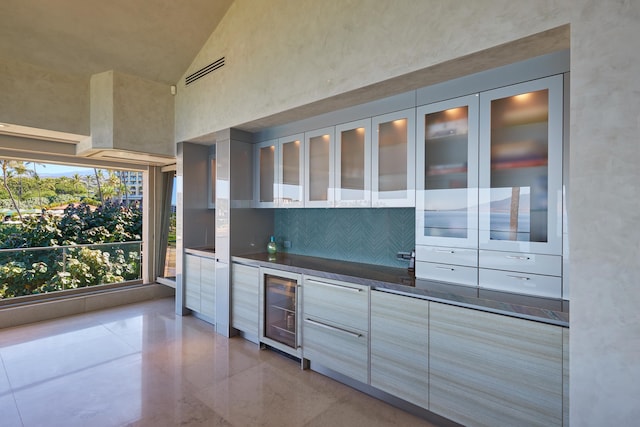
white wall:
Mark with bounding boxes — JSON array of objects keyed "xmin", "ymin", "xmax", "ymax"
[{"xmin": 175, "ymin": 1, "xmax": 640, "ymax": 425}]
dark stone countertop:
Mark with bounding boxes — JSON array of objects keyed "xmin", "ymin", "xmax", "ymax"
[{"xmin": 232, "ymin": 252, "xmax": 569, "ymax": 327}]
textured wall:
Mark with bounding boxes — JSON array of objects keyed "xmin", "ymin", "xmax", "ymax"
[
  {"xmin": 175, "ymin": 0, "xmax": 570, "ymax": 141},
  {"xmin": 87, "ymin": 70, "xmax": 175, "ymax": 156},
  {"xmin": 0, "ymin": 58, "xmax": 89, "ymax": 134},
  {"xmin": 570, "ymin": 1, "xmax": 640, "ymax": 425},
  {"xmin": 274, "ymin": 208, "xmax": 415, "ymax": 268}
]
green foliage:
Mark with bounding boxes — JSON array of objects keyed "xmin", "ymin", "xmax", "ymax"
[{"xmin": 0, "ymin": 201, "xmax": 142, "ymax": 299}]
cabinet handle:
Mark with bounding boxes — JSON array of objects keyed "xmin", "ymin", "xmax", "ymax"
[
  {"xmin": 304, "ymin": 318, "xmax": 362, "ymax": 338},
  {"xmin": 507, "ymin": 275, "xmax": 530, "ymax": 281},
  {"xmin": 305, "ymin": 279, "xmax": 362, "ymax": 292},
  {"xmin": 505, "ymin": 255, "xmax": 530, "ymax": 260},
  {"xmin": 436, "ymin": 266, "xmax": 455, "ymax": 271},
  {"xmin": 435, "ymin": 249, "xmax": 455, "ymax": 254}
]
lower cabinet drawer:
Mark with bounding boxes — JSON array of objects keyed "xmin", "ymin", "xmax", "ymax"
[
  {"xmin": 416, "ymin": 245, "xmax": 478, "ymax": 267},
  {"xmin": 303, "ymin": 317, "xmax": 368, "ymax": 384},
  {"xmin": 415, "ymin": 261, "xmax": 477, "ymax": 286},
  {"xmin": 303, "ymin": 277, "xmax": 369, "ymax": 331},
  {"xmin": 479, "ymin": 250, "xmax": 562, "ymax": 276},
  {"xmin": 479, "ymin": 269, "xmax": 562, "ymax": 298}
]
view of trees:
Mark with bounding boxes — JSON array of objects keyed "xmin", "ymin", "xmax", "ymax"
[{"xmin": 0, "ymin": 160, "xmax": 144, "ymax": 299}]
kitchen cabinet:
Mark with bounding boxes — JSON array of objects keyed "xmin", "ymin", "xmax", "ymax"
[
  {"xmin": 477, "ymin": 75, "xmax": 564, "ymax": 296},
  {"xmin": 304, "ymin": 127, "xmax": 335, "ymax": 207},
  {"xmin": 278, "ymin": 133, "xmax": 305, "ymax": 207},
  {"xmin": 184, "ymin": 253, "xmax": 216, "ymax": 321},
  {"xmin": 370, "ymin": 291, "xmax": 428, "ymax": 409},
  {"xmin": 416, "ymin": 94, "xmax": 479, "ymax": 249},
  {"xmin": 231, "ymin": 262, "xmax": 259, "ymax": 339},
  {"xmin": 415, "ymin": 76, "xmax": 565, "ymax": 298},
  {"xmin": 371, "ymin": 108, "xmax": 416, "ymax": 207},
  {"xmin": 429, "ymin": 302, "xmax": 564, "ymax": 427},
  {"xmin": 335, "ymin": 119, "xmax": 371, "ymax": 207},
  {"xmin": 254, "ymin": 139, "xmax": 278, "ymax": 208},
  {"xmin": 302, "ymin": 276, "xmax": 369, "ymax": 383}
]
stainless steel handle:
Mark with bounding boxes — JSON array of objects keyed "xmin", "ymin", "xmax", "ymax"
[
  {"xmin": 505, "ymin": 255, "xmax": 530, "ymax": 260},
  {"xmin": 304, "ymin": 318, "xmax": 362, "ymax": 338},
  {"xmin": 435, "ymin": 249, "xmax": 455, "ymax": 254},
  {"xmin": 507, "ymin": 275, "xmax": 531, "ymax": 281},
  {"xmin": 305, "ymin": 279, "xmax": 362, "ymax": 292},
  {"xmin": 436, "ymin": 266, "xmax": 455, "ymax": 271}
]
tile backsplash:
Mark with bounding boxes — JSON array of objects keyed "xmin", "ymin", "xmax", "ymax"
[{"xmin": 274, "ymin": 208, "xmax": 415, "ymax": 268}]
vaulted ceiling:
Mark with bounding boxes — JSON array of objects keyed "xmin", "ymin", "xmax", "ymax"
[{"xmin": 0, "ymin": 0, "xmax": 234, "ymax": 84}]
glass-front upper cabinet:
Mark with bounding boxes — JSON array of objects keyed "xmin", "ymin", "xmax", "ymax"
[
  {"xmin": 304, "ymin": 127, "xmax": 335, "ymax": 208},
  {"xmin": 335, "ymin": 119, "xmax": 371, "ymax": 207},
  {"xmin": 254, "ymin": 139, "xmax": 278, "ymax": 208},
  {"xmin": 371, "ymin": 109, "xmax": 416, "ymax": 207},
  {"xmin": 278, "ymin": 134, "xmax": 304, "ymax": 207},
  {"xmin": 416, "ymin": 94, "xmax": 479, "ymax": 248},
  {"xmin": 478, "ymin": 75, "xmax": 563, "ymax": 255}
]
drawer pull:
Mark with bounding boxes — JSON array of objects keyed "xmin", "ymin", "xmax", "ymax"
[
  {"xmin": 505, "ymin": 255, "xmax": 531, "ymax": 260},
  {"xmin": 436, "ymin": 266, "xmax": 455, "ymax": 271},
  {"xmin": 304, "ymin": 318, "xmax": 362, "ymax": 338},
  {"xmin": 507, "ymin": 275, "xmax": 531, "ymax": 281},
  {"xmin": 305, "ymin": 279, "xmax": 362, "ymax": 292},
  {"xmin": 435, "ymin": 249, "xmax": 455, "ymax": 254}
]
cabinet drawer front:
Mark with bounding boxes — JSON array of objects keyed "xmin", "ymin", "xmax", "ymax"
[
  {"xmin": 479, "ymin": 250, "xmax": 561, "ymax": 276},
  {"xmin": 303, "ymin": 317, "xmax": 368, "ymax": 383},
  {"xmin": 416, "ymin": 245, "xmax": 478, "ymax": 267},
  {"xmin": 415, "ymin": 261, "xmax": 477, "ymax": 286},
  {"xmin": 479, "ymin": 269, "xmax": 562, "ymax": 298},
  {"xmin": 303, "ymin": 277, "xmax": 369, "ymax": 331}
]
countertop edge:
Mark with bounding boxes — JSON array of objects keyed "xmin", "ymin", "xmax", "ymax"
[{"xmin": 231, "ymin": 254, "xmax": 569, "ymax": 328}]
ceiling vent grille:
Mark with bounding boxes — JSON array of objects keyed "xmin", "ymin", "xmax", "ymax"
[{"xmin": 185, "ymin": 57, "xmax": 225, "ymax": 86}]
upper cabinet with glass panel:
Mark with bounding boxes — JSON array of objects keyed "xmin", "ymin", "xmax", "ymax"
[
  {"xmin": 372, "ymin": 109, "xmax": 416, "ymax": 207},
  {"xmin": 416, "ymin": 95, "xmax": 479, "ymax": 248},
  {"xmin": 278, "ymin": 134, "xmax": 305, "ymax": 208},
  {"xmin": 304, "ymin": 127, "xmax": 335, "ymax": 208},
  {"xmin": 335, "ymin": 119, "xmax": 371, "ymax": 208},
  {"xmin": 254, "ymin": 140, "xmax": 278, "ymax": 208},
  {"xmin": 479, "ymin": 75, "xmax": 563, "ymax": 255}
]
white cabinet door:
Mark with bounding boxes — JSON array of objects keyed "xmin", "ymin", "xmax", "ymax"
[
  {"xmin": 304, "ymin": 127, "xmax": 335, "ymax": 207},
  {"xmin": 335, "ymin": 118, "xmax": 371, "ymax": 207},
  {"xmin": 254, "ymin": 139, "xmax": 278, "ymax": 208},
  {"xmin": 416, "ymin": 94, "xmax": 479, "ymax": 249},
  {"xmin": 370, "ymin": 291, "xmax": 428, "ymax": 409},
  {"xmin": 429, "ymin": 302, "xmax": 564, "ymax": 427},
  {"xmin": 184, "ymin": 254, "xmax": 201, "ymax": 312},
  {"xmin": 478, "ymin": 75, "xmax": 563, "ymax": 255},
  {"xmin": 278, "ymin": 134, "xmax": 305, "ymax": 207},
  {"xmin": 231, "ymin": 263, "xmax": 259, "ymax": 338},
  {"xmin": 372, "ymin": 108, "xmax": 416, "ymax": 207}
]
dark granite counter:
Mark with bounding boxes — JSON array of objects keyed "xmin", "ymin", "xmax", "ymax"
[{"xmin": 232, "ymin": 252, "xmax": 569, "ymax": 327}]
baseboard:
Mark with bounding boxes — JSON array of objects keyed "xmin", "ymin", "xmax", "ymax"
[{"xmin": 0, "ymin": 284, "xmax": 175, "ymax": 329}]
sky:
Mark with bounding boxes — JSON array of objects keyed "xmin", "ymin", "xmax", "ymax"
[{"xmin": 35, "ymin": 163, "xmax": 94, "ymax": 177}]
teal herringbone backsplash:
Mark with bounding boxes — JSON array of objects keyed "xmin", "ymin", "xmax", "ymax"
[{"xmin": 274, "ymin": 208, "xmax": 415, "ymax": 268}]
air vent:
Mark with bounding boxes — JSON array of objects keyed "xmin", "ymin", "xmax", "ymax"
[{"xmin": 185, "ymin": 57, "xmax": 225, "ymax": 86}]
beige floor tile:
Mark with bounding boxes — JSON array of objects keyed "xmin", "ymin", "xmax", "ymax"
[{"xmin": 0, "ymin": 298, "xmax": 445, "ymax": 427}]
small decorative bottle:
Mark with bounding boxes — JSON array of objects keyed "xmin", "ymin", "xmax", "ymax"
[{"xmin": 267, "ymin": 235, "xmax": 277, "ymax": 255}]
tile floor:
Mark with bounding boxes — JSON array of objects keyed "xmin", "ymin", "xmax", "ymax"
[{"xmin": 0, "ymin": 298, "xmax": 438, "ymax": 427}]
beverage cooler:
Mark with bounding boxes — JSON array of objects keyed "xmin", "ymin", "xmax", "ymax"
[{"xmin": 259, "ymin": 268, "xmax": 302, "ymax": 358}]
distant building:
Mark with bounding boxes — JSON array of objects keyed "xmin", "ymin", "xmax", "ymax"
[{"xmin": 117, "ymin": 171, "xmax": 143, "ymax": 203}]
